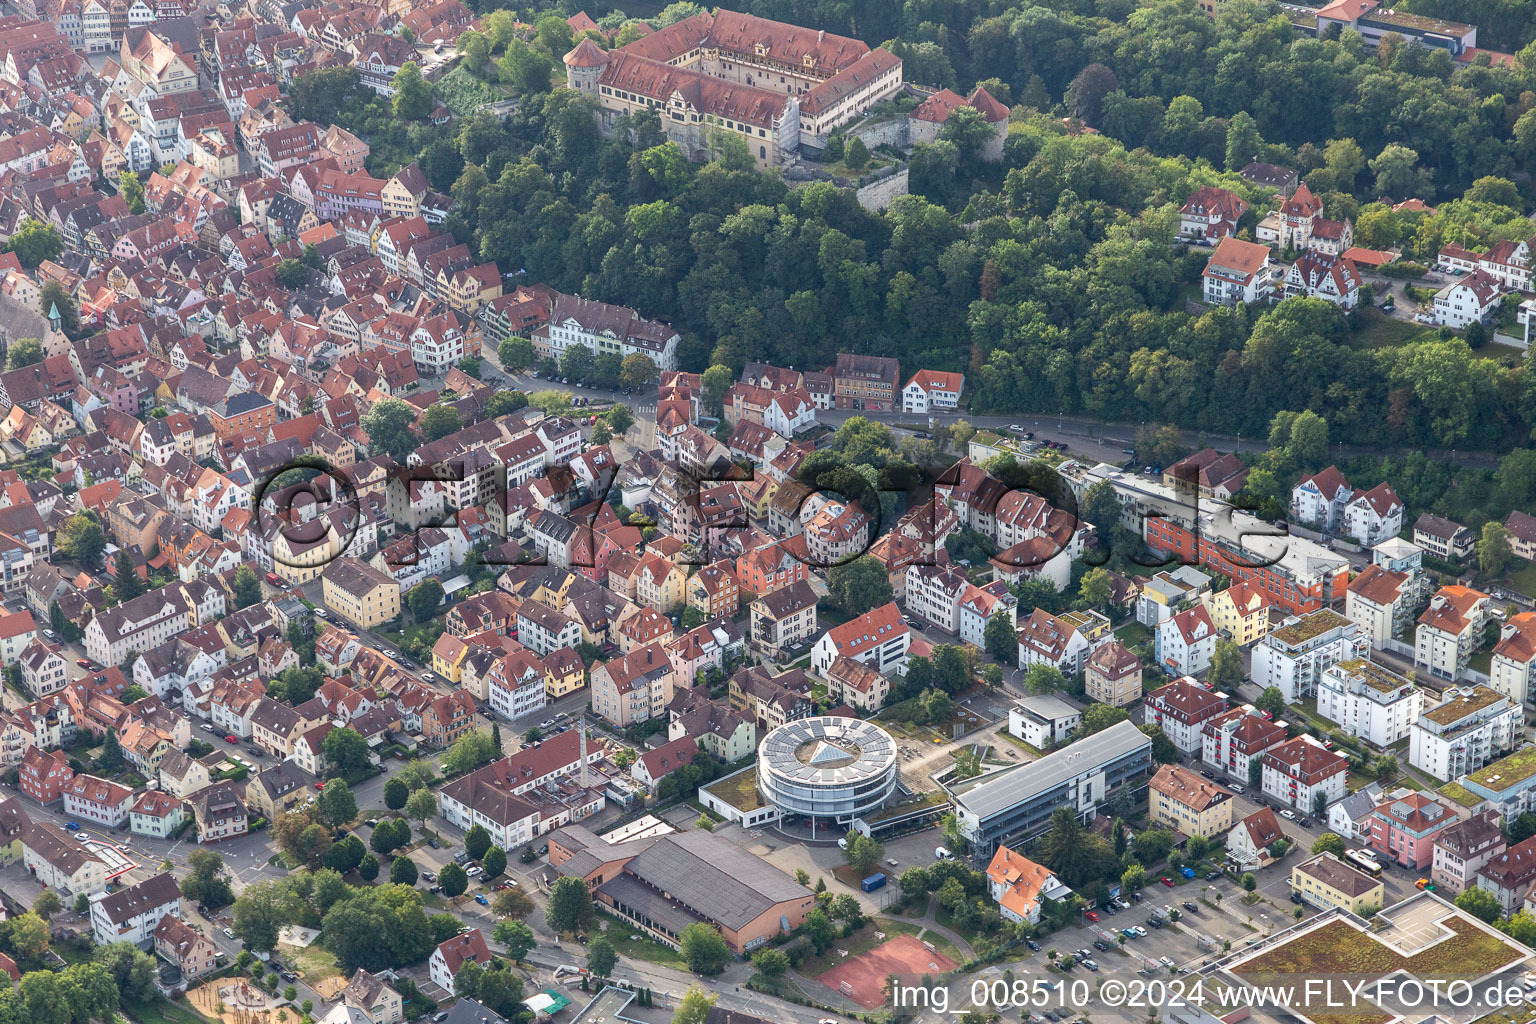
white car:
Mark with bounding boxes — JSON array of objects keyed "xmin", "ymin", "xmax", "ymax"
[
  {"xmin": 315, "ymin": 608, "xmax": 328, "ymax": 618},
  {"xmin": 1280, "ymin": 808, "xmax": 1297, "ymax": 820},
  {"xmin": 1232, "ymin": 784, "xmax": 1245, "ymax": 794},
  {"xmin": 223, "ymin": 928, "xmax": 235, "ymax": 939},
  {"xmin": 466, "ymin": 865, "xmax": 483, "ymax": 877}
]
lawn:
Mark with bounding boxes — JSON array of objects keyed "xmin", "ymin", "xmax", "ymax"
[
  {"xmin": 1505, "ymin": 560, "xmax": 1536, "ymax": 601},
  {"xmin": 1113, "ymin": 622, "xmax": 1152, "ymax": 646},
  {"xmin": 1234, "ymin": 917, "xmax": 1520, "ymax": 982},
  {"xmin": 125, "ymin": 997, "xmax": 220, "ymax": 1024},
  {"xmin": 279, "ymin": 942, "xmax": 341, "ymax": 986},
  {"xmin": 995, "ymin": 730, "xmax": 1044, "ymax": 758},
  {"xmin": 1482, "ymin": 341, "xmax": 1529, "ymax": 365},
  {"xmin": 595, "ymin": 912, "xmax": 688, "ymax": 970},
  {"xmin": 1349, "ymin": 310, "xmax": 1435, "ymax": 350}
]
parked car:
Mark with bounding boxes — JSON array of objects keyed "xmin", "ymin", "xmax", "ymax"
[
  {"xmin": 1026, "ymin": 939, "xmax": 1041, "ymax": 951},
  {"xmin": 427, "ymin": 838, "xmax": 441, "ymax": 849},
  {"xmin": 421, "ymin": 871, "xmax": 436, "ymax": 882},
  {"xmin": 1084, "ymin": 910, "xmax": 1099, "ymax": 922},
  {"xmin": 224, "ymin": 735, "xmax": 238, "ymax": 744},
  {"xmin": 75, "ymin": 657, "xmax": 90, "ymax": 668},
  {"xmin": 1182, "ymin": 901, "xmax": 1198, "ymax": 912},
  {"xmin": 65, "ymin": 821, "xmax": 80, "ymax": 830},
  {"xmin": 1160, "ymin": 876, "xmax": 1175, "ymax": 886},
  {"xmin": 1280, "ymin": 809, "xmax": 1297, "ymax": 820},
  {"xmin": 475, "ymin": 894, "xmax": 489, "ymax": 905},
  {"xmin": 466, "ymin": 865, "xmax": 483, "ymax": 877}
]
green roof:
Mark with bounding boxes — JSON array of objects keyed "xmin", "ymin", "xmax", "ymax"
[
  {"xmin": 1438, "ymin": 782, "xmax": 1484, "ymax": 808},
  {"xmin": 1463, "ymin": 746, "xmax": 1536, "ymax": 792}
]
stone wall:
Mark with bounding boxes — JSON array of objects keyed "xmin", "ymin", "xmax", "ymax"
[
  {"xmin": 856, "ymin": 167, "xmax": 909, "ymax": 211},
  {"xmin": 846, "ymin": 117, "xmax": 911, "ymax": 152}
]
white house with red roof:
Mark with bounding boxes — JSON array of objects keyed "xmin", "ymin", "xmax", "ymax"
[
  {"xmin": 1291, "ymin": 465, "xmax": 1352, "ymax": 531},
  {"xmin": 1262, "ymin": 736, "xmax": 1348, "ymax": 812},
  {"xmin": 1202, "ymin": 706, "xmax": 1288, "ymax": 779},
  {"xmin": 901, "ymin": 370, "xmax": 965, "ymax": 414},
  {"xmin": 811, "ymin": 602, "xmax": 910, "ymax": 676},
  {"xmin": 62, "ymin": 773, "xmax": 135, "ymax": 827},
  {"xmin": 1491, "ymin": 613, "xmax": 1536, "ymax": 706},
  {"xmin": 957, "ymin": 580, "xmax": 1016, "ymax": 650},
  {"xmin": 985, "ymin": 845, "xmax": 1070, "ymax": 924},
  {"xmin": 1154, "ymin": 604, "xmax": 1217, "ymax": 678},
  {"xmin": 1178, "ymin": 186, "xmax": 1248, "ymax": 242},
  {"xmin": 1144, "ymin": 676, "xmax": 1229, "ymax": 753},
  {"xmin": 1443, "ymin": 237, "xmax": 1531, "ymax": 292},
  {"xmin": 1433, "ymin": 269, "xmax": 1503, "ymax": 328},
  {"xmin": 1343, "ymin": 481, "xmax": 1403, "ymax": 547},
  {"xmin": 1307, "ymin": 213, "xmax": 1353, "ymax": 253},
  {"xmin": 428, "ymin": 928, "xmax": 491, "ymax": 993},
  {"xmin": 763, "ymin": 387, "xmax": 816, "ymax": 437},
  {"xmin": 1414, "ymin": 585, "xmax": 1490, "ymax": 681},
  {"xmin": 1015, "ymin": 607, "xmax": 1092, "ymax": 676},
  {"xmin": 0, "ymin": 608, "xmax": 37, "ymax": 665},
  {"xmin": 1257, "ymin": 182, "xmax": 1322, "ymax": 249},
  {"xmin": 1201, "ymin": 237, "xmax": 1275, "ymax": 305},
  {"xmin": 1283, "ymin": 251, "xmax": 1361, "ymax": 308},
  {"xmin": 631, "ymin": 735, "xmax": 699, "ymax": 793}
]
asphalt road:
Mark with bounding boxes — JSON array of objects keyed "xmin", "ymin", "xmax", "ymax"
[{"xmin": 480, "ymin": 344, "xmax": 1504, "ymax": 471}]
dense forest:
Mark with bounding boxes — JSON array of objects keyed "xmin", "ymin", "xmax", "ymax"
[{"xmin": 292, "ymin": 0, "xmax": 1536, "ymax": 453}]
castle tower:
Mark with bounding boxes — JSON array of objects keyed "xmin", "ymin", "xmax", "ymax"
[{"xmin": 562, "ymin": 38, "xmax": 609, "ymax": 95}]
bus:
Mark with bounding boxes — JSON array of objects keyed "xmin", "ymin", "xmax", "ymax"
[{"xmin": 1345, "ymin": 849, "xmax": 1384, "ymax": 878}]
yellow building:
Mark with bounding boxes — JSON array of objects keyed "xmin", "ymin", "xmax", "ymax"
[
  {"xmin": 272, "ymin": 525, "xmax": 344, "ymax": 586},
  {"xmin": 1148, "ymin": 764, "xmax": 1235, "ymax": 839},
  {"xmin": 1058, "ymin": 608, "xmax": 1112, "ymax": 645},
  {"xmin": 0, "ymin": 797, "xmax": 27, "ymax": 866},
  {"xmin": 544, "ymin": 648, "xmax": 586, "ymax": 699},
  {"xmin": 1290, "ymin": 853, "xmax": 1384, "ymax": 913},
  {"xmin": 635, "ymin": 554, "xmax": 686, "ymax": 612},
  {"xmin": 431, "ymin": 633, "xmax": 469, "ymax": 684},
  {"xmin": 321, "ymin": 557, "xmax": 401, "ymax": 631},
  {"xmin": 1205, "ymin": 581, "xmax": 1273, "ymax": 647}
]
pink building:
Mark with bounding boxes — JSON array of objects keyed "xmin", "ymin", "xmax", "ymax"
[{"xmin": 1368, "ymin": 792, "xmax": 1457, "ymax": 870}]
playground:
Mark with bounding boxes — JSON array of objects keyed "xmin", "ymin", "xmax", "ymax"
[
  {"xmin": 187, "ymin": 978, "xmax": 288, "ymax": 1024},
  {"xmin": 816, "ymin": 933, "xmax": 958, "ymax": 1009}
]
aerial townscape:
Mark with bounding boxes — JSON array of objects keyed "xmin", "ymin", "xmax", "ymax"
[{"xmin": 5, "ymin": 1, "xmax": 1536, "ymax": 1024}]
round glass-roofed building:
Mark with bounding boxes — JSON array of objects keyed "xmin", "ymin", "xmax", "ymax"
[{"xmin": 757, "ymin": 716, "xmax": 899, "ymax": 828}]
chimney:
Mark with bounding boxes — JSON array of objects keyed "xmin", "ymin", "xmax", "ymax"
[{"xmin": 580, "ymin": 717, "xmax": 590, "ymax": 788}]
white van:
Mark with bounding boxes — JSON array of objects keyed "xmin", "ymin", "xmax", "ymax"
[
  {"xmin": 837, "ymin": 837, "xmax": 848, "ymax": 850},
  {"xmin": 934, "ymin": 846, "xmax": 953, "ymax": 860}
]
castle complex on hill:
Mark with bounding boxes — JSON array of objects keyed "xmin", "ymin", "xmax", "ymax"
[{"xmin": 563, "ymin": 8, "xmax": 906, "ymax": 170}]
